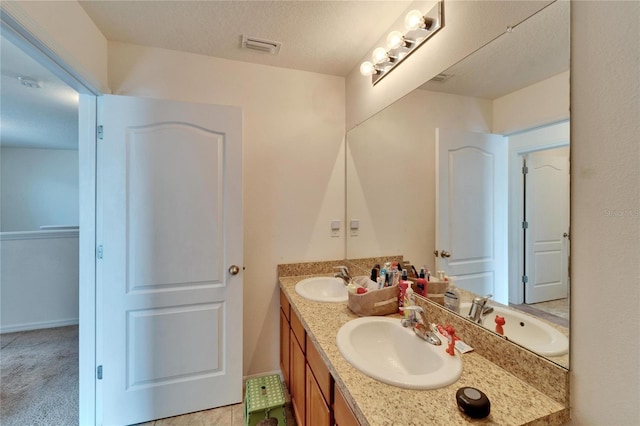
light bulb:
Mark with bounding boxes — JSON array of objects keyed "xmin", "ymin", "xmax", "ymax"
[
  {"xmin": 372, "ymin": 47, "xmax": 389, "ymax": 64},
  {"xmin": 386, "ymin": 31, "xmax": 405, "ymax": 50},
  {"xmin": 405, "ymin": 9, "xmax": 425, "ymax": 31},
  {"xmin": 360, "ymin": 61, "xmax": 375, "ymax": 76}
]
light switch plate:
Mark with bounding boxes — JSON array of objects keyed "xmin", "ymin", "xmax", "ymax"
[
  {"xmin": 331, "ymin": 220, "xmax": 341, "ymax": 237},
  {"xmin": 350, "ymin": 219, "xmax": 360, "ymax": 236}
]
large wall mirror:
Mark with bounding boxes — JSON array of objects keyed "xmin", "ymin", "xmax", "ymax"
[{"xmin": 346, "ymin": 1, "xmax": 569, "ymax": 368}]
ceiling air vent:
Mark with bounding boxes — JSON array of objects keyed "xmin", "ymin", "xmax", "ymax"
[
  {"xmin": 430, "ymin": 73, "xmax": 454, "ymax": 83},
  {"xmin": 241, "ymin": 35, "xmax": 282, "ymax": 55}
]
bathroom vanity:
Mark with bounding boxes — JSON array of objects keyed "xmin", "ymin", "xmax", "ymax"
[{"xmin": 278, "ymin": 259, "xmax": 569, "ymax": 426}]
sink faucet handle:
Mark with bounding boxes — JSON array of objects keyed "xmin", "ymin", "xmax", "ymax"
[
  {"xmin": 333, "ymin": 265, "xmax": 349, "ymax": 273},
  {"xmin": 401, "ymin": 305, "xmax": 426, "ymax": 325},
  {"xmin": 403, "ymin": 305, "xmax": 424, "ymax": 314}
]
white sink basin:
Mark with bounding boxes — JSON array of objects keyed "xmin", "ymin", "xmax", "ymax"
[
  {"xmin": 295, "ymin": 277, "xmax": 348, "ymax": 302},
  {"xmin": 336, "ymin": 317, "xmax": 463, "ymax": 389},
  {"xmin": 460, "ymin": 302, "xmax": 568, "ymax": 356}
]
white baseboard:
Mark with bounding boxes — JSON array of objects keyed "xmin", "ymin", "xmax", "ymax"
[{"xmin": 0, "ymin": 318, "xmax": 79, "ymax": 334}]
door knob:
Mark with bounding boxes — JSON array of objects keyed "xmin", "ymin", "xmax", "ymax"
[
  {"xmin": 228, "ymin": 265, "xmax": 240, "ymax": 275},
  {"xmin": 563, "ymin": 232, "xmax": 569, "ymax": 238},
  {"xmin": 440, "ymin": 250, "xmax": 451, "ymax": 258}
]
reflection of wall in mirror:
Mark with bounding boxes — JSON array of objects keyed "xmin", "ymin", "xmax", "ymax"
[{"xmin": 347, "ymin": 71, "xmax": 569, "ymax": 271}]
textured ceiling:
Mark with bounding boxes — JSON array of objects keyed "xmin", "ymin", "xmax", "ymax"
[
  {"xmin": 420, "ymin": 1, "xmax": 569, "ymax": 99},
  {"xmin": 0, "ymin": 35, "xmax": 79, "ymax": 150},
  {"xmin": 79, "ymin": 0, "xmax": 413, "ymax": 76}
]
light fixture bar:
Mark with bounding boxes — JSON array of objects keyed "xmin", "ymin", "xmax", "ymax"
[{"xmin": 363, "ymin": 1, "xmax": 443, "ymax": 85}]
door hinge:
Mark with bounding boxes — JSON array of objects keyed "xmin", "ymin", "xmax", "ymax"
[
  {"xmin": 522, "ymin": 221, "xmax": 529, "ymax": 229},
  {"xmin": 96, "ymin": 245, "xmax": 103, "ymax": 260},
  {"xmin": 522, "ymin": 275, "xmax": 529, "ymax": 284},
  {"xmin": 97, "ymin": 365, "xmax": 103, "ymax": 380},
  {"xmin": 522, "ymin": 166, "xmax": 528, "ymax": 174},
  {"xmin": 97, "ymin": 125, "xmax": 103, "ymax": 140}
]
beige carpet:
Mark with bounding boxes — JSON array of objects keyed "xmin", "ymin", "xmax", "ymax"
[{"xmin": 0, "ymin": 325, "xmax": 78, "ymax": 425}]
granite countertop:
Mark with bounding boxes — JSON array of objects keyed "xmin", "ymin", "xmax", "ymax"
[{"xmin": 280, "ymin": 274, "xmax": 568, "ymax": 426}]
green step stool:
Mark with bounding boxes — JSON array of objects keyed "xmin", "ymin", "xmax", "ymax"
[{"xmin": 245, "ymin": 374, "xmax": 287, "ymax": 426}]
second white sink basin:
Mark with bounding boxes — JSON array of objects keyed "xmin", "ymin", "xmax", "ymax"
[
  {"xmin": 336, "ymin": 317, "xmax": 463, "ymax": 390},
  {"xmin": 460, "ymin": 302, "xmax": 569, "ymax": 356},
  {"xmin": 295, "ymin": 276, "xmax": 348, "ymax": 302}
]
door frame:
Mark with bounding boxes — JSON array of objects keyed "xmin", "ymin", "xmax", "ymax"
[
  {"xmin": 507, "ymin": 121, "xmax": 569, "ymax": 304},
  {"xmin": 1, "ymin": 10, "xmax": 101, "ymax": 425}
]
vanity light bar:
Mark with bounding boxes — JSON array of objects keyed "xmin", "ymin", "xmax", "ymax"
[{"xmin": 361, "ymin": 1, "xmax": 443, "ymax": 85}]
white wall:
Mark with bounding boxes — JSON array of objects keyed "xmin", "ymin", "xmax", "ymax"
[
  {"xmin": 107, "ymin": 41, "xmax": 345, "ymax": 376},
  {"xmin": 493, "ymin": 71, "xmax": 570, "ymax": 135},
  {"xmin": 570, "ymin": 2, "xmax": 640, "ymax": 424},
  {"xmin": 0, "ymin": 1, "xmax": 108, "ymax": 92},
  {"xmin": 0, "ymin": 231, "xmax": 79, "ymax": 333},
  {"xmin": 346, "ymin": 89, "xmax": 492, "ymax": 266},
  {"xmin": 1, "ymin": 147, "xmax": 79, "ymax": 232},
  {"xmin": 345, "ymin": 0, "xmax": 553, "ymax": 130}
]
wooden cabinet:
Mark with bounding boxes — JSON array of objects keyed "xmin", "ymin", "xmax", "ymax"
[
  {"xmin": 290, "ymin": 308, "xmax": 306, "ymax": 426},
  {"xmin": 334, "ymin": 383, "xmax": 359, "ymax": 426},
  {"xmin": 280, "ymin": 288, "xmax": 360, "ymax": 426},
  {"xmin": 306, "ymin": 334, "xmax": 331, "ymax": 403},
  {"xmin": 306, "ymin": 364, "xmax": 331, "ymax": 426},
  {"xmin": 279, "ymin": 308, "xmax": 290, "ymax": 388}
]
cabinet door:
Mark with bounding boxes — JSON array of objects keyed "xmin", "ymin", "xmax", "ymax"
[
  {"xmin": 279, "ymin": 308, "xmax": 290, "ymax": 389},
  {"xmin": 291, "ymin": 333, "xmax": 306, "ymax": 426},
  {"xmin": 306, "ymin": 365, "xmax": 331, "ymax": 426},
  {"xmin": 306, "ymin": 335, "xmax": 331, "ymax": 403},
  {"xmin": 334, "ymin": 384, "xmax": 359, "ymax": 426}
]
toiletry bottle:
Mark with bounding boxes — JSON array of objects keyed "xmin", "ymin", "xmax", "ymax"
[
  {"xmin": 391, "ymin": 267, "xmax": 400, "ymax": 287},
  {"xmin": 443, "ymin": 282, "xmax": 460, "ymax": 313},
  {"xmin": 416, "ymin": 267, "xmax": 428, "ymax": 297},
  {"xmin": 403, "ymin": 285, "xmax": 415, "ymax": 317},
  {"xmin": 398, "ymin": 269, "xmax": 410, "ymax": 310},
  {"xmin": 370, "ymin": 265, "xmax": 379, "ymax": 282}
]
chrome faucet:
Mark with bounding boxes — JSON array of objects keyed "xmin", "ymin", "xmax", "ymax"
[
  {"xmin": 401, "ymin": 306, "xmax": 441, "ymax": 346},
  {"xmin": 468, "ymin": 294, "xmax": 493, "ymax": 324},
  {"xmin": 333, "ymin": 266, "xmax": 352, "ymax": 285}
]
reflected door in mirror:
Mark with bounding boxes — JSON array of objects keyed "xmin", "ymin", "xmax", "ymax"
[
  {"xmin": 524, "ymin": 147, "xmax": 570, "ymax": 303},
  {"xmin": 436, "ymin": 128, "xmax": 508, "ymax": 304}
]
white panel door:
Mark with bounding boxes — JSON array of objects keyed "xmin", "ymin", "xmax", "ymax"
[
  {"xmin": 524, "ymin": 147, "xmax": 569, "ymax": 303},
  {"xmin": 98, "ymin": 95, "xmax": 242, "ymax": 425},
  {"xmin": 436, "ymin": 129, "xmax": 508, "ymax": 303}
]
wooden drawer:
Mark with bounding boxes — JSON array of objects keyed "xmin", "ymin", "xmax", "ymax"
[
  {"xmin": 280, "ymin": 289, "xmax": 290, "ymax": 321},
  {"xmin": 290, "ymin": 307, "xmax": 306, "ymax": 353},
  {"xmin": 306, "ymin": 334, "xmax": 331, "ymax": 404},
  {"xmin": 334, "ymin": 383, "xmax": 359, "ymax": 426}
]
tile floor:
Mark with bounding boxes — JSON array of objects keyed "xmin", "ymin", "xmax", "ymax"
[
  {"xmin": 137, "ymin": 403, "xmax": 246, "ymax": 426},
  {"xmin": 510, "ymin": 297, "xmax": 569, "ymax": 328},
  {"xmin": 139, "ymin": 389, "xmax": 296, "ymax": 426}
]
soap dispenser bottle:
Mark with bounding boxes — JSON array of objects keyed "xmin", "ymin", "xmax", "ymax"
[
  {"xmin": 398, "ymin": 269, "xmax": 410, "ymax": 309},
  {"xmin": 443, "ymin": 280, "xmax": 460, "ymax": 313}
]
